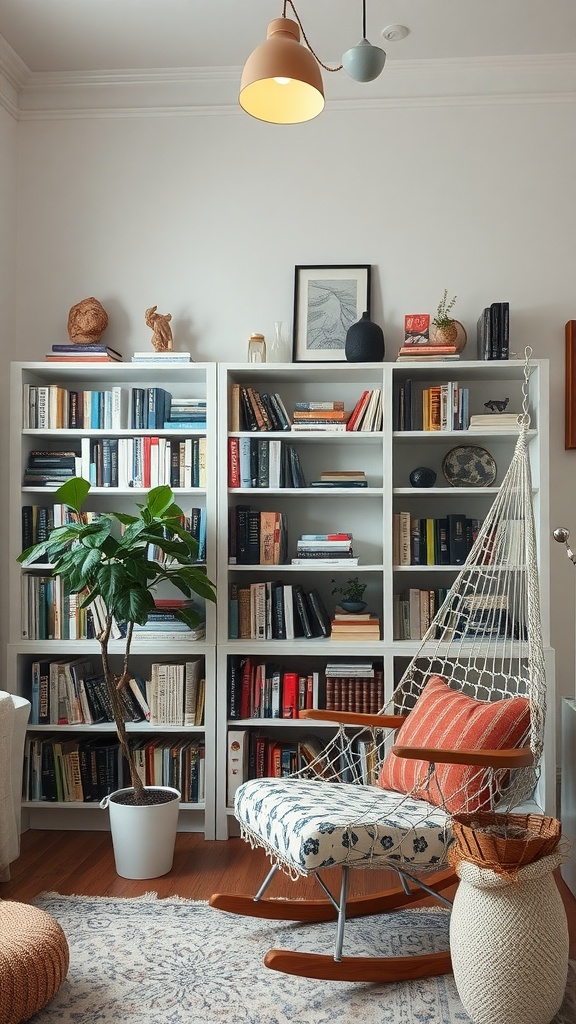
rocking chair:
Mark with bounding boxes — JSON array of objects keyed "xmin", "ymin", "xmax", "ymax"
[{"xmin": 211, "ymin": 405, "xmax": 547, "ymax": 983}]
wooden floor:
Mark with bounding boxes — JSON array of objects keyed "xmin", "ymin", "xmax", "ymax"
[{"xmin": 1, "ymin": 829, "xmax": 575, "ymax": 959}]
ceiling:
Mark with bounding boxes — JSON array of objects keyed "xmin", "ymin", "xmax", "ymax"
[{"xmin": 0, "ymin": 0, "xmax": 575, "ymax": 75}]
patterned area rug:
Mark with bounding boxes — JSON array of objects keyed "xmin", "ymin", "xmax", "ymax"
[{"xmin": 31, "ymin": 893, "xmax": 576, "ymax": 1024}]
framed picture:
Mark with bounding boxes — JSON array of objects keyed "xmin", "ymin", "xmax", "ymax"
[
  {"xmin": 566, "ymin": 321, "xmax": 576, "ymax": 449},
  {"xmin": 293, "ymin": 264, "xmax": 371, "ymax": 362}
]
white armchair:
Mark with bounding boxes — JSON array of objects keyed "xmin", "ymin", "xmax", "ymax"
[{"xmin": 0, "ymin": 691, "xmax": 31, "ymax": 879}]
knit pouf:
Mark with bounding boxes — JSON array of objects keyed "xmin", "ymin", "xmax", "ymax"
[
  {"xmin": 450, "ymin": 851, "xmax": 568, "ymax": 1024},
  {"xmin": 0, "ymin": 900, "xmax": 69, "ymax": 1023}
]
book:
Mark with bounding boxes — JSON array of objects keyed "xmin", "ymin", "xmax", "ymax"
[
  {"xmin": 130, "ymin": 352, "xmax": 192, "ymax": 362},
  {"xmin": 396, "ymin": 354, "xmax": 460, "ymax": 362},
  {"xmin": 49, "ymin": 343, "xmax": 123, "ymax": 360},
  {"xmin": 397, "ymin": 344, "xmax": 457, "ymax": 356}
]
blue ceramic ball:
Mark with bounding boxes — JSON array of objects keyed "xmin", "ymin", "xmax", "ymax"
[{"xmin": 409, "ymin": 466, "xmax": 437, "ymax": 488}]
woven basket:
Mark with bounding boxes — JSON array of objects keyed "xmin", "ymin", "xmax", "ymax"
[{"xmin": 449, "ymin": 812, "xmax": 561, "ymax": 875}]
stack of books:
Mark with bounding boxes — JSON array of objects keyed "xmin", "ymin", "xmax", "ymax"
[
  {"xmin": 45, "ymin": 343, "xmax": 123, "ymax": 362},
  {"xmin": 468, "ymin": 412, "xmax": 519, "ymax": 431},
  {"xmin": 291, "ymin": 401, "xmax": 350, "ymax": 432},
  {"xmin": 396, "ymin": 343, "xmax": 460, "ymax": 362},
  {"xmin": 291, "ymin": 533, "xmax": 357, "ymax": 566},
  {"xmin": 132, "ymin": 600, "xmax": 205, "ymax": 641},
  {"xmin": 164, "ymin": 397, "xmax": 207, "ymax": 430},
  {"xmin": 346, "ymin": 389, "xmax": 382, "ymax": 431},
  {"xmin": 131, "ymin": 350, "xmax": 192, "ymax": 363},
  {"xmin": 310, "ymin": 471, "xmax": 367, "ymax": 488},
  {"xmin": 23, "ymin": 450, "xmax": 80, "ymax": 486},
  {"xmin": 329, "ymin": 608, "xmax": 381, "ymax": 641},
  {"xmin": 324, "ymin": 659, "xmax": 383, "ymax": 713}
]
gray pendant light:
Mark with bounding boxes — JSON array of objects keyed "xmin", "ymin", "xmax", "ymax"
[{"xmin": 342, "ymin": 0, "xmax": 386, "ymax": 83}]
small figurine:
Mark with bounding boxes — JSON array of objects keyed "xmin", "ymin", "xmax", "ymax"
[
  {"xmin": 68, "ymin": 297, "xmax": 108, "ymax": 344},
  {"xmin": 484, "ymin": 398, "xmax": 509, "ymax": 413},
  {"xmin": 145, "ymin": 305, "xmax": 173, "ymax": 352}
]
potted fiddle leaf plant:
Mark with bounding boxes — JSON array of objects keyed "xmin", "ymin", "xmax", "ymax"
[{"xmin": 18, "ymin": 477, "xmax": 217, "ymax": 878}]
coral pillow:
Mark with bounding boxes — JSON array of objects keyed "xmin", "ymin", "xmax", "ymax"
[{"xmin": 378, "ymin": 675, "xmax": 530, "ymax": 813}]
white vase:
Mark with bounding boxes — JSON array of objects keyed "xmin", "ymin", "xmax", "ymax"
[
  {"xmin": 101, "ymin": 786, "xmax": 180, "ymax": 879},
  {"xmin": 450, "ymin": 851, "xmax": 568, "ymax": 1024}
]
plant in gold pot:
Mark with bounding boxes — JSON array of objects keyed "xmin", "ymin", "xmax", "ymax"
[
  {"xmin": 431, "ymin": 290, "xmax": 467, "ymax": 351},
  {"xmin": 18, "ymin": 477, "xmax": 217, "ymax": 878}
]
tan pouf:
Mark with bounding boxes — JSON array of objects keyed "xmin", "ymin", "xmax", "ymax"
[{"xmin": 0, "ymin": 900, "xmax": 69, "ymax": 1023}]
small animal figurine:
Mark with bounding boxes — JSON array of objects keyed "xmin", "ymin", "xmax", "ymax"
[
  {"xmin": 145, "ymin": 305, "xmax": 173, "ymax": 351},
  {"xmin": 484, "ymin": 397, "xmax": 509, "ymax": 413}
]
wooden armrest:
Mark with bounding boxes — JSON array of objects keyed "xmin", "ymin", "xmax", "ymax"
[
  {"xmin": 390, "ymin": 744, "xmax": 534, "ymax": 769},
  {"xmin": 300, "ymin": 709, "xmax": 408, "ymax": 730}
]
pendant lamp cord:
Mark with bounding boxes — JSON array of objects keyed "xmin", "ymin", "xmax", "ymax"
[{"xmin": 282, "ymin": 0, "xmax": 343, "ymax": 71}]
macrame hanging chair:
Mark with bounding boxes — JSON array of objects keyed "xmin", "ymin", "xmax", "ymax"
[{"xmin": 211, "ymin": 352, "xmax": 549, "ymax": 983}]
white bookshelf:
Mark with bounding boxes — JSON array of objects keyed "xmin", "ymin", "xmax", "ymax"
[
  {"xmin": 8, "ymin": 361, "xmax": 218, "ymax": 837},
  {"xmin": 7, "ymin": 359, "xmax": 554, "ymax": 842},
  {"xmin": 215, "ymin": 360, "xmax": 553, "ymax": 838}
]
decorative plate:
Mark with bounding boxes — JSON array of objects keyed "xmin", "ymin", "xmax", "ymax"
[{"xmin": 442, "ymin": 445, "xmax": 497, "ymax": 488}]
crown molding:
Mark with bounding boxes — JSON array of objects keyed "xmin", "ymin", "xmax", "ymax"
[{"xmin": 1, "ymin": 49, "xmax": 574, "ymax": 119}]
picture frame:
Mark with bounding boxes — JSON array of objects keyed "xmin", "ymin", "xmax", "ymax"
[
  {"xmin": 566, "ymin": 321, "xmax": 576, "ymax": 449},
  {"xmin": 293, "ymin": 264, "xmax": 371, "ymax": 362}
]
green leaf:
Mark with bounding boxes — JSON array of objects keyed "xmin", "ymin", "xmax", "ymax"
[
  {"xmin": 146, "ymin": 486, "xmax": 175, "ymax": 519},
  {"xmin": 55, "ymin": 476, "xmax": 91, "ymax": 512}
]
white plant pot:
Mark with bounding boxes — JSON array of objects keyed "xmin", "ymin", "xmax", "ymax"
[
  {"xmin": 101, "ymin": 786, "xmax": 180, "ymax": 879},
  {"xmin": 450, "ymin": 851, "xmax": 569, "ymax": 1024}
]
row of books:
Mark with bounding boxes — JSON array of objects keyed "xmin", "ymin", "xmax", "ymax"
[
  {"xmin": 229, "ymin": 582, "xmax": 331, "ymax": 641},
  {"xmin": 393, "ymin": 379, "xmax": 470, "ymax": 432},
  {"xmin": 228, "ymin": 658, "xmax": 320, "ymax": 719},
  {"xmin": 22, "ymin": 581, "xmax": 121, "ymax": 641},
  {"xmin": 325, "ymin": 670, "xmax": 384, "ymax": 713},
  {"xmin": 80, "ymin": 435, "xmax": 206, "ymax": 489},
  {"xmin": 394, "ymin": 589, "xmax": 519, "ymax": 641},
  {"xmin": 291, "ymin": 533, "xmax": 357, "ymax": 566},
  {"xmin": 129, "ymin": 388, "xmax": 206, "ymax": 431},
  {"xmin": 393, "ymin": 589, "xmax": 450, "ymax": 640},
  {"xmin": 23, "ymin": 734, "xmax": 205, "ymax": 803},
  {"xmin": 227, "ymin": 729, "xmax": 381, "ymax": 803},
  {"xmin": 22, "ymin": 382, "xmax": 206, "ymax": 431},
  {"xmin": 393, "ymin": 513, "xmax": 481, "ymax": 567},
  {"xmin": 228, "ymin": 507, "xmax": 288, "ymax": 565},
  {"xmin": 29, "ymin": 658, "xmax": 139, "ymax": 725},
  {"xmin": 22, "ymin": 503, "xmax": 206, "ymax": 562},
  {"xmin": 230, "ymin": 383, "xmax": 291, "ymax": 432},
  {"xmin": 228, "ymin": 437, "xmax": 305, "ymax": 489},
  {"xmin": 422, "ymin": 384, "xmax": 470, "ymax": 431},
  {"xmin": 144, "ymin": 661, "xmax": 205, "ymax": 726},
  {"xmin": 477, "ymin": 302, "xmax": 510, "ymax": 360},
  {"xmin": 346, "ymin": 389, "xmax": 383, "ymax": 432}
]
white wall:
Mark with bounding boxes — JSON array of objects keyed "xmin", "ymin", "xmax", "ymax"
[
  {"xmin": 0, "ymin": 94, "xmax": 18, "ymax": 668},
  {"xmin": 7, "ymin": 77, "xmax": 576, "ymax": 746}
]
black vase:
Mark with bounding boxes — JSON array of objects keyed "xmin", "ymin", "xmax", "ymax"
[{"xmin": 345, "ymin": 311, "xmax": 385, "ymax": 362}]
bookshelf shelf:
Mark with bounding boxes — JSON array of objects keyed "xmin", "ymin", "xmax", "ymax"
[{"xmin": 9, "ymin": 361, "xmax": 218, "ymax": 838}]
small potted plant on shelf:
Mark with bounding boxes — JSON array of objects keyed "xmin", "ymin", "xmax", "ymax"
[
  {"xmin": 331, "ymin": 576, "xmax": 368, "ymax": 613},
  {"xmin": 431, "ymin": 289, "xmax": 467, "ymax": 351},
  {"xmin": 18, "ymin": 477, "xmax": 216, "ymax": 879}
]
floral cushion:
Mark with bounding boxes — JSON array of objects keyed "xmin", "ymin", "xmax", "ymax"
[{"xmin": 235, "ymin": 777, "xmax": 451, "ymax": 876}]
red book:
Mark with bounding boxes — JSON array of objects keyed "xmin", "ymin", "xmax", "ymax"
[
  {"xmin": 142, "ymin": 435, "xmax": 151, "ymax": 489},
  {"xmin": 240, "ymin": 658, "xmax": 253, "ymax": 720},
  {"xmin": 346, "ymin": 390, "xmax": 371, "ymax": 431},
  {"xmin": 228, "ymin": 437, "xmax": 240, "ymax": 488},
  {"xmin": 281, "ymin": 672, "xmax": 299, "ymax": 719}
]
